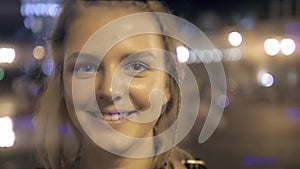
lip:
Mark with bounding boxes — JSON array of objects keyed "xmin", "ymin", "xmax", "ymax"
[
  {"xmin": 86, "ymin": 108, "xmax": 137, "ymax": 128},
  {"xmin": 104, "ymin": 116, "xmax": 127, "ymax": 128},
  {"xmin": 101, "ymin": 108, "xmax": 137, "ymax": 118}
]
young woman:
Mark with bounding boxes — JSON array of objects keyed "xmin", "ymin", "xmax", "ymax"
[{"xmin": 34, "ymin": 1, "xmax": 202, "ymax": 169}]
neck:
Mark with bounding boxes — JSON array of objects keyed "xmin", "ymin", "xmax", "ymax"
[{"xmin": 79, "ymin": 138, "xmax": 155, "ymax": 169}]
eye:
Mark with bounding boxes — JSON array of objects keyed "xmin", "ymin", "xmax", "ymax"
[
  {"xmin": 74, "ymin": 63, "xmax": 98, "ymax": 78},
  {"xmin": 75, "ymin": 64, "xmax": 97, "ymax": 72},
  {"xmin": 124, "ymin": 62, "xmax": 150, "ymax": 75}
]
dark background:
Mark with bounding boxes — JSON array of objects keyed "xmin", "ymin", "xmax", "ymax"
[{"xmin": 1, "ymin": 0, "xmax": 300, "ymax": 169}]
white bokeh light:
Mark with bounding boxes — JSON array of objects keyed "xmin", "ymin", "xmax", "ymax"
[
  {"xmin": 0, "ymin": 48, "xmax": 16, "ymax": 63},
  {"xmin": 280, "ymin": 38, "xmax": 296, "ymax": 56},
  {"xmin": 258, "ymin": 72, "xmax": 274, "ymax": 87},
  {"xmin": 264, "ymin": 38, "xmax": 280, "ymax": 56},
  {"xmin": 176, "ymin": 46, "xmax": 190, "ymax": 63},
  {"xmin": 216, "ymin": 94, "xmax": 230, "ymax": 108},
  {"xmin": 0, "ymin": 116, "xmax": 15, "ymax": 147},
  {"xmin": 228, "ymin": 31, "xmax": 243, "ymax": 47}
]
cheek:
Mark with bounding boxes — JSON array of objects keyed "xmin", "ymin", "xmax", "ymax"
[
  {"xmin": 63, "ymin": 73, "xmax": 97, "ymax": 124},
  {"xmin": 64, "ymin": 75, "xmax": 96, "ymax": 107},
  {"xmin": 129, "ymin": 73, "xmax": 170, "ymax": 110},
  {"xmin": 63, "ymin": 75, "xmax": 81, "ymax": 131}
]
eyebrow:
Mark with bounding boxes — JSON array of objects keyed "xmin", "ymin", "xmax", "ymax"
[
  {"xmin": 122, "ymin": 50, "xmax": 156, "ymax": 61},
  {"xmin": 66, "ymin": 50, "xmax": 157, "ymax": 64},
  {"xmin": 66, "ymin": 52, "xmax": 100, "ymax": 63}
]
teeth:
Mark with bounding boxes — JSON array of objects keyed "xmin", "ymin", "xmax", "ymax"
[
  {"xmin": 103, "ymin": 113, "xmax": 122, "ymax": 121},
  {"xmin": 111, "ymin": 114, "xmax": 119, "ymax": 121},
  {"xmin": 104, "ymin": 114, "xmax": 111, "ymax": 121},
  {"xmin": 88, "ymin": 111, "xmax": 138, "ymax": 121}
]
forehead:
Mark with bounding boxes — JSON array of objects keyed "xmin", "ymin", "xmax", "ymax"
[{"xmin": 64, "ymin": 2, "xmax": 163, "ymax": 56}]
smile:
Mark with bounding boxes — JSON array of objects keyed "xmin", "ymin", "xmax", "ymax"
[{"xmin": 87, "ymin": 110, "xmax": 137, "ymax": 121}]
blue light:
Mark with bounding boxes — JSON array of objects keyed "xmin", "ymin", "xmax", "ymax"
[
  {"xmin": 34, "ymin": 3, "xmax": 42, "ymax": 16},
  {"xmin": 24, "ymin": 16, "xmax": 35, "ymax": 29},
  {"xmin": 28, "ymin": 83, "xmax": 39, "ymax": 96},
  {"xmin": 13, "ymin": 115, "xmax": 34, "ymax": 131},
  {"xmin": 20, "ymin": 4, "xmax": 26, "ymax": 16},
  {"xmin": 286, "ymin": 107, "xmax": 300, "ymax": 121},
  {"xmin": 23, "ymin": 59, "xmax": 35, "ymax": 75},
  {"xmin": 240, "ymin": 17, "xmax": 254, "ymax": 30},
  {"xmin": 216, "ymin": 94, "xmax": 230, "ymax": 108},
  {"xmin": 48, "ymin": 4, "xmax": 60, "ymax": 17},
  {"xmin": 42, "ymin": 59, "xmax": 54, "ymax": 76},
  {"xmin": 26, "ymin": 4, "xmax": 35, "ymax": 16},
  {"xmin": 243, "ymin": 155, "xmax": 275, "ymax": 166},
  {"xmin": 259, "ymin": 73, "xmax": 274, "ymax": 87},
  {"xmin": 59, "ymin": 124, "xmax": 71, "ymax": 137},
  {"xmin": 41, "ymin": 4, "xmax": 50, "ymax": 16},
  {"xmin": 21, "ymin": 3, "xmax": 60, "ymax": 17}
]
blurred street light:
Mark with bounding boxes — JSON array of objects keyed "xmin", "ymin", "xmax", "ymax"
[
  {"xmin": 0, "ymin": 116, "xmax": 15, "ymax": 148},
  {"xmin": 20, "ymin": 1, "xmax": 60, "ymax": 33},
  {"xmin": 264, "ymin": 38, "xmax": 280, "ymax": 56},
  {"xmin": 228, "ymin": 31, "xmax": 243, "ymax": 47},
  {"xmin": 176, "ymin": 46, "xmax": 190, "ymax": 63},
  {"xmin": 33, "ymin": 45, "xmax": 46, "ymax": 60},
  {"xmin": 0, "ymin": 48, "xmax": 15, "ymax": 63},
  {"xmin": 258, "ymin": 71, "xmax": 274, "ymax": 87},
  {"xmin": 280, "ymin": 38, "xmax": 296, "ymax": 56}
]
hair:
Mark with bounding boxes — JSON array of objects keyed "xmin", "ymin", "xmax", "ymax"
[{"xmin": 34, "ymin": 1, "xmax": 192, "ymax": 169}]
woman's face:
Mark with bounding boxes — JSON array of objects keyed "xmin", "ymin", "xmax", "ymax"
[{"xmin": 62, "ymin": 3, "xmax": 171, "ymax": 151}]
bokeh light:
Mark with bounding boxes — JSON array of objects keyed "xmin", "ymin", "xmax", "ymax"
[
  {"xmin": 20, "ymin": 3, "xmax": 60, "ymax": 17},
  {"xmin": 0, "ymin": 116, "xmax": 15, "ymax": 148},
  {"xmin": 20, "ymin": 2, "xmax": 61, "ymax": 33},
  {"xmin": 228, "ymin": 31, "xmax": 243, "ymax": 47},
  {"xmin": 0, "ymin": 68, "xmax": 5, "ymax": 80},
  {"xmin": 48, "ymin": 4, "xmax": 61, "ymax": 17},
  {"xmin": 223, "ymin": 48, "xmax": 242, "ymax": 61},
  {"xmin": 195, "ymin": 49, "xmax": 222, "ymax": 63},
  {"xmin": 243, "ymin": 155, "xmax": 275, "ymax": 165},
  {"xmin": 239, "ymin": 16, "xmax": 254, "ymax": 30},
  {"xmin": 30, "ymin": 18, "xmax": 43, "ymax": 33},
  {"xmin": 28, "ymin": 82, "xmax": 39, "ymax": 96},
  {"xmin": 258, "ymin": 72, "xmax": 274, "ymax": 87},
  {"xmin": 23, "ymin": 16, "xmax": 35, "ymax": 29},
  {"xmin": 287, "ymin": 70, "xmax": 297, "ymax": 86},
  {"xmin": 42, "ymin": 59, "xmax": 54, "ymax": 76},
  {"xmin": 176, "ymin": 46, "xmax": 190, "ymax": 63},
  {"xmin": 264, "ymin": 38, "xmax": 280, "ymax": 56},
  {"xmin": 33, "ymin": 46, "xmax": 46, "ymax": 60},
  {"xmin": 286, "ymin": 107, "xmax": 300, "ymax": 121},
  {"xmin": 280, "ymin": 38, "xmax": 296, "ymax": 55},
  {"xmin": 191, "ymin": 48, "xmax": 242, "ymax": 63},
  {"xmin": 0, "ymin": 48, "xmax": 16, "ymax": 63},
  {"xmin": 217, "ymin": 94, "xmax": 230, "ymax": 108}
]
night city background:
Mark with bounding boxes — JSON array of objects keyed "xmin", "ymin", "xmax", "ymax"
[{"xmin": 1, "ymin": 0, "xmax": 300, "ymax": 169}]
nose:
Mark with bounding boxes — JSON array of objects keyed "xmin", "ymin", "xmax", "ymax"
[
  {"xmin": 96, "ymin": 70, "xmax": 113, "ymax": 102},
  {"xmin": 96, "ymin": 68, "xmax": 122, "ymax": 104}
]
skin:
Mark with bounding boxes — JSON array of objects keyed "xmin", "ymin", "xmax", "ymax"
[{"xmin": 62, "ymin": 2, "xmax": 171, "ymax": 169}]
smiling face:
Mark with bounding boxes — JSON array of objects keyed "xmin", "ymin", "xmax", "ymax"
[{"xmin": 62, "ymin": 2, "xmax": 172, "ymax": 152}]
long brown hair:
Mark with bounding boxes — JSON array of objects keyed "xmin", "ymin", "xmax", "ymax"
[{"xmin": 34, "ymin": 1, "xmax": 192, "ymax": 169}]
